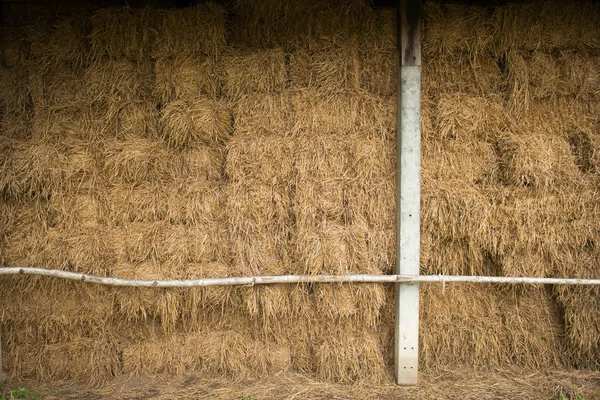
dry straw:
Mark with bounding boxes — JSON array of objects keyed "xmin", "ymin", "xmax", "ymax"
[
  {"xmin": 232, "ymin": 92, "xmax": 293, "ymax": 135},
  {"xmin": 159, "ymin": 96, "xmax": 231, "ymax": 148},
  {"xmin": 417, "ymin": 284, "xmax": 564, "ymax": 370},
  {"xmin": 493, "ymin": 1, "xmax": 600, "ymax": 54},
  {"xmin": 0, "ymin": 66, "xmax": 30, "ymax": 114},
  {"xmin": 154, "ymin": 56, "xmax": 220, "ymax": 103},
  {"xmin": 151, "ymin": 4, "xmax": 226, "ymax": 58},
  {"xmin": 25, "ymin": 15, "xmax": 88, "ymax": 67},
  {"xmin": 289, "ymin": 46, "xmax": 360, "ymax": 93},
  {"xmin": 423, "ymin": 53, "xmax": 503, "ymax": 96},
  {"xmin": 291, "ymin": 89, "xmax": 395, "ymax": 138},
  {"xmin": 90, "ymin": 7, "xmax": 157, "ymax": 61},
  {"xmin": 222, "ymin": 48, "xmax": 287, "ymax": 99},
  {"xmin": 422, "ymin": 2, "xmax": 494, "ymax": 56}
]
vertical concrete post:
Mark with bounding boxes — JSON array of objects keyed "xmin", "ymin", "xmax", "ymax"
[{"xmin": 395, "ymin": 0, "xmax": 421, "ymax": 386}]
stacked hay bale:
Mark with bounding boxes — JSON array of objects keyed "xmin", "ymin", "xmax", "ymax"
[
  {"xmin": 490, "ymin": 1, "xmax": 600, "ymax": 367},
  {"xmin": 1, "ymin": 0, "xmax": 600, "ymax": 386}
]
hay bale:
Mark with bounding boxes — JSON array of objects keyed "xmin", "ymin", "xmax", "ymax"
[
  {"xmin": 84, "ymin": 59, "xmax": 154, "ymax": 105},
  {"xmin": 491, "ymin": 187, "xmax": 599, "ymax": 276},
  {"xmin": 49, "ymin": 192, "xmax": 102, "ymax": 229},
  {"xmin": 25, "ymin": 15, "xmax": 88, "ymax": 67},
  {"xmin": 506, "ymin": 51, "xmax": 600, "ymax": 106},
  {"xmin": 151, "ymin": 4, "xmax": 226, "ymax": 59},
  {"xmin": 0, "ymin": 137, "xmax": 97, "ymax": 200},
  {"xmin": 423, "ymin": 53, "xmax": 503, "ymax": 95},
  {"xmin": 31, "ymin": 103, "xmax": 105, "ymax": 141},
  {"xmin": 360, "ymin": 7, "xmax": 396, "ymax": 52},
  {"xmin": 422, "ymin": 2, "xmax": 494, "ymax": 56},
  {"xmin": 493, "ymin": 1, "xmax": 600, "ymax": 53},
  {"xmin": 160, "ymin": 96, "xmax": 231, "ymax": 148},
  {"xmin": 496, "ymin": 131, "xmax": 582, "ymax": 191},
  {"xmin": 424, "ymin": 238, "xmax": 492, "ymax": 276},
  {"xmin": 90, "ymin": 6, "xmax": 157, "ymax": 61},
  {"xmin": 556, "ymin": 286, "xmax": 600, "ymax": 368},
  {"xmin": 314, "ymin": 284, "xmax": 386, "ymax": 328},
  {"xmin": 115, "ymin": 100, "xmax": 159, "ymax": 140},
  {"xmin": 313, "ymin": 321, "xmax": 387, "ymax": 383},
  {"xmin": 225, "ymin": 133, "xmax": 295, "ymax": 184},
  {"xmin": 0, "ymin": 66, "xmax": 30, "ymax": 114},
  {"xmin": 291, "ymin": 90, "xmax": 395, "ymax": 138},
  {"xmin": 5, "ymin": 336, "xmax": 119, "ymax": 385},
  {"xmin": 232, "ymin": 93, "xmax": 293, "ymax": 135},
  {"xmin": 1, "ymin": 27, "xmax": 27, "ymax": 68},
  {"xmin": 122, "ymin": 329, "xmax": 290, "ymax": 378},
  {"xmin": 1, "ymin": 111, "xmax": 33, "ymax": 140},
  {"xmin": 432, "ymin": 92, "xmax": 507, "ymax": 142},
  {"xmin": 0, "ymin": 201, "xmax": 49, "ymax": 267},
  {"xmin": 222, "ymin": 48, "xmax": 287, "ymax": 99},
  {"xmin": 289, "ymin": 46, "xmax": 360, "ymax": 93},
  {"xmin": 227, "ymin": 183, "xmax": 293, "ymax": 275},
  {"xmin": 155, "ymin": 56, "xmax": 220, "ymax": 103},
  {"xmin": 419, "ymin": 284, "xmax": 563, "ymax": 370},
  {"xmin": 101, "ymin": 138, "xmax": 176, "ymax": 184},
  {"xmin": 359, "ymin": 48, "xmax": 397, "ymax": 96},
  {"xmin": 114, "ymin": 220, "xmax": 227, "ymax": 266},
  {"xmin": 422, "ymin": 138, "xmax": 500, "ymax": 187},
  {"xmin": 421, "ymin": 181, "xmax": 493, "ymax": 252}
]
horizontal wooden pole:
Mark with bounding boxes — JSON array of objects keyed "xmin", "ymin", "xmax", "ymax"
[{"xmin": 1, "ymin": 267, "xmax": 600, "ymax": 287}]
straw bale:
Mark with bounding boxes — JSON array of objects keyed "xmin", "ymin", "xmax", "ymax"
[
  {"xmin": 0, "ymin": 201, "xmax": 50, "ymax": 266},
  {"xmin": 151, "ymin": 4, "xmax": 226, "ymax": 59},
  {"xmin": 226, "ymin": 133, "xmax": 295, "ymax": 185},
  {"xmin": 421, "ymin": 179, "xmax": 492, "ymax": 245},
  {"xmin": 556, "ymin": 286, "xmax": 600, "ymax": 368},
  {"xmin": 314, "ymin": 284, "xmax": 386, "ymax": 328},
  {"xmin": 0, "ymin": 137, "xmax": 97, "ymax": 200},
  {"xmin": 84, "ymin": 59, "xmax": 154, "ymax": 105},
  {"xmin": 500, "ymin": 246, "xmax": 552, "ymax": 278},
  {"xmin": 425, "ymin": 239, "xmax": 488, "ymax": 276},
  {"xmin": 359, "ymin": 49, "xmax": 397, "ymax": 96},
  {"xmin": 493, "ymin": 1, "xmax": 600, "ymax": 54},
  {"xmin": 360, "ymin": 7, "xmax": 396, "ymax": 52},
  {"xmin": 176, "ymin": 145, "xmax": 225, "ymax": 182},
  {"xmin": 31, "ymin": 103, "xmax": 106, "ymax": 141},
  {"xmin": 7, "ymin": 336, "xmax": 120, "ymax": 385},
  {"xmin": 114, "ymin": 221, "xmax": 227, "ymax": 266},
  {"xmin": 419, "ymin": 284, "xmax": 563, "ymax": 370},
  {"xmin": 345, "ymin": 136, "xmax": 395, "ymax": 227},
  {"xmin": 432, "ymin": 92, "xmax": 507, "ymax": 142},
  {"xmin": 284, "ymin": 4, "xmax": 372, "ymax": 52},
  {"xmin": 0, "ymin": 66, "xmax": 30, "ymax": 114},
  {"xmin": 423, "ymin": 53, "xmax": 504, "ymax": 95},
  {"xmin": 0, "ymin": 111, "xmax": 33, "ymax": 140},
  {"xmin": 289, "ymin": 46, "xmax": 360, "ymax": 93},
  {"xmin": 103, "ymin": 179, "xmax": 223, "ymax": 226},
  {"xmin": 90, "ymin": 7, "xmax": 157, "ymax": 61},
  {"xmin": 291, "ymin": 90, "xmax": 395, "ymax": 138},
  {"xmin": 48, "ymin": 192, "xmax": 102, "ymax": 229},
  {"xmin": 227, "ymin": 181, "xmax": 294, "ymax": 275},
  {"xmin": 422, "ymin": 138, "xmax": 500, "ymax": 187},
  {"xmin": 496, "ymin": 131, "xmax": 582, "ymax": 191},
  {"xmin": 0, "ymin": 279, "xmax": 114, "ymax": 329},
  {"xmin": 232, "ymin": 93, "xmax": 293, "ymax": 135},
  {"xmin": 155, "ymin": 56, "xmax": 220, "ymax": 103},
  {"xmin": 25, "ymin": 15, "xmax": 88, "ymax": 67},
  {"xmin": 160, "ymin": 96, "xmax": 231, "ymax": 148},
  {"xmin": 1, "ymin": 27, "xmax": 27, "ymax": 68},
  {"xmin": 294, "ymin": 222, "xmax": 382, "ymax": 275},
  {"xmin": 314, "ymin": 323, "xmax": 386, "ymax": 383},
  {"xmin": 489, "ymin": 187, "xmax": 600, "ymax": 270},
  {"xmin": 507, "ymin": 51, "xmax": 600, "ymax": 106},
  {"xmin": 101, "ymin": 139, "xmax": 173, "ymax": 184},
  {"xmin": 115, "ymin": 100, "xmax": 159, "ymax": 140},
  {"xmin": 122, "ymin": 330, "xmax": 290, "ymax": 378},
  {"xmin": 422, "ymin": 2, "xmax": 494, "ymax": 56},
  {"xmin": 222, "ymin": 48, "xmax": 287, "ymax": 99}
]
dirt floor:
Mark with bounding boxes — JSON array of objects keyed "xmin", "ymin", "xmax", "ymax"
[{"xmin": 4, "ymin": 368, "xmax": 599, "ymax": 399}]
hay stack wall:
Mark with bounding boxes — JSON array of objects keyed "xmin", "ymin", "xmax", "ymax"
[{"xmin": 1, "ymin": 0, "xmax": 600, "ymax": 385}]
